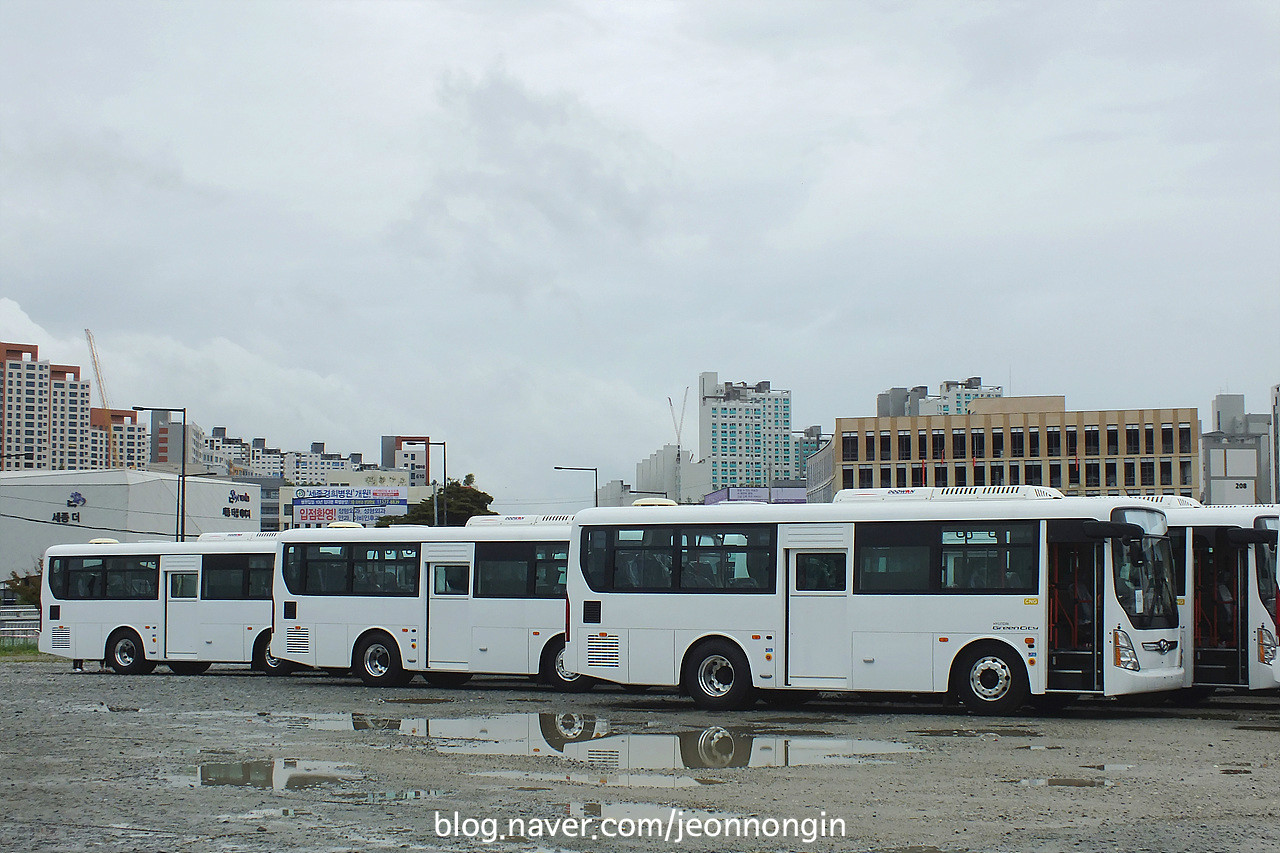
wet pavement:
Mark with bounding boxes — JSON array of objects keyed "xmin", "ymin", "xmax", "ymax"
[{"xmin": 3, "ymin": 661, "xmax": 1279, "ymax": 852}]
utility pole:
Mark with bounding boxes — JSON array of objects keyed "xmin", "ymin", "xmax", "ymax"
[{"xmin": 668, "ymin": 388, "xmax": 688, "ymax": 504}]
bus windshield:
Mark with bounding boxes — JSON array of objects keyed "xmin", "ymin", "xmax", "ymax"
[{"xmin": 1114, "ymin": 536, "xmax": 1178, "ymax": 630}]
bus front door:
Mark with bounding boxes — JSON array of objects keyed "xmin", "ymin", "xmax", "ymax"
[
  {"xmin": 1046, "ymin": 535, "xmax": 1102, "ymax": 692},
  {"xmin": 164, "ymin": 570, "xmax": 201, "ymax": 658},
  {"xmin": 784, "ymin": 549, "xmax": 851, "ymax": 689},
  {"xmin": 427, "ymin": 562, "xmax": 471, "ymax": 670}
]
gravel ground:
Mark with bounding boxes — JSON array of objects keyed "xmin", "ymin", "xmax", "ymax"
[{"xmin": 1, "ymin": 659, "xmax": 1277, "ymax": 853}]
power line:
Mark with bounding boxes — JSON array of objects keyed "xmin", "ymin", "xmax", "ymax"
[{"xmin": 0, "ymin": 510, "xmax": 177, "ymax": 538}]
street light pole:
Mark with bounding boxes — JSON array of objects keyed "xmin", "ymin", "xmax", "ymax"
[
  {"xmin": 133, "ymin": 406, "xmax": 187, "ymax": 542},
  {"xmin": 428, "ymin": 440, "xmax": 447, "ymax": 524},
  {"xmin": 554, "ymin": 466, "xmax": 599, "ymax": 507}
]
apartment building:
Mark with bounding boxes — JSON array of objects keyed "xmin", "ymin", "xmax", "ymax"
[
  {"xmin": 699, "ymin": 371, "xmax": 810, "ymax": 490},
  {"xmin": 807, "ymin": 396, "xmax": 1200, "ymax": 502},
  {"xmin": 3, "ymin": 342, "xmax": 147, "ymax": 472}
]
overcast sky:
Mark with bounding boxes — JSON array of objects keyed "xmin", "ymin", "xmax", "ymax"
[{"xmin": 2, "ymin": 0, "xmax": 1277, "ymax": 513}]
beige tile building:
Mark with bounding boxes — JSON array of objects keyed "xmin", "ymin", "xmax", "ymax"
[{"xmin": 807, "ymin": 396, "xmax": 1199, "ymax": 502}]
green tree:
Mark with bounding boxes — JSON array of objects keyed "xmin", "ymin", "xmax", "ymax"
[
  {"xmin": 7, "ymin": 561, "xmax": 42, "ymax": 609},
  {"xmin": 377, "ymin": 474, "xmax": 497, "ymax": 527}
]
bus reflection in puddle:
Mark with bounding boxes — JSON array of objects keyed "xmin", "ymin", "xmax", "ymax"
[
  {"xmin": 183, "ymin": 759, "xmax": 362, "ymax": 789},
  {"xmin": 399, "ymin": 712, "xmax": 915, "ymax": 769}
]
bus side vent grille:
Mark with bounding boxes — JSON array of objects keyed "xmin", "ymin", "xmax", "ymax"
[
  {"xmin": 586, "ymin": 634, "xmax": 620, "ymax": 668},
  {"xmin": 586, "ymin": 749, "xmax": 621, "ymax": 767},
  {"xmin": 582, "ymin": 601, "xmax": 602, "ymax": 624},
  {"xmin": 50, "ymin": 626, "xmax": 71, "ymax": 650},
  {"xmin": 285, "ymin": 627, "xmax": 310, "ymax": 655}
]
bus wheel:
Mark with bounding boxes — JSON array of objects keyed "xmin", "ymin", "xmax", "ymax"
[
  {"xmin": 354, "ymin": 633, "xmax": 406, "ymax": 687},
  {"xmin": 956, "ymin": 646, "xmax": 1028, "ymax": 715},
  {"xmin": 253, "ymin": 633, "xmax": 295, "ymax": 676},
  {"xmin": 106, "ymin": 630, "xmax": 154, "ymax": 675},
  {"xmin": 423, "ymin": 672, "xmax": 472, "ymax": 688},
  {"xmin": 683, "ymin": 639, "xmax": 755, "ymax": 711},
  {"xmin": 168, "ymin": 662, "xmax": 211, "ymax": 676},
  {"xmin": 542, "ymin": 640, "xmax": 596, "ymax": 693}
]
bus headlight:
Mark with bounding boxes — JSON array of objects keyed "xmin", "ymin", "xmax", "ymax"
[
  {"xmin": 1258, "ymin": 628, "xmax": 1278, "ymax": 665},
  {"xmin": 1114, "ymin": 629, "xmax": 1140, "ymax": 672}
]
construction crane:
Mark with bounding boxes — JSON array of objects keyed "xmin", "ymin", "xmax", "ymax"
[{"xmin": 85, "ymin": 329, "xmax": 121, "ymax": 468}]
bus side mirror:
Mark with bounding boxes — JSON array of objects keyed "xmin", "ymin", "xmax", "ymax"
[
  {"xmin": 1227, "ymin": 528, "xmax": 1278, "ymax": 546},
  {"xmin": 1083, "ymin": 521, "xmax": 1145, "ymax": 540}
]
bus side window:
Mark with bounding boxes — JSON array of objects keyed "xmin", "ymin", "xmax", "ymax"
[{"xmin": 434, "ymin": 564, "xmax": 469, "ymax": 595}]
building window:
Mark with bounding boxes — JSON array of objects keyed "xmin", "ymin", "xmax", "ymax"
[
  {"xmin": 954, "ymin": 465, "xmax": 967, "ymax": 487},
  {"xmin": 970, "ymin": 430, "xmax": 985, "ymax": 460},
  {"xmin": 842, "ymin": 434, "xmax": 858, "ymax": 462},
  {"xmin": 952, "ymin": 430, "xmax": 966, "ymax": 460},
  {"xmin": 1140, "ymin": 458, "xmax": 1155, "ymax": 487},
  {"xmin": 1180, "ymin": 459, "xmax": 1193, "ymax": 486},
  {"xmin": 1084, "ymin": 426, "xmax": 1100, "ymax": 457},
  {"xmin": 898, "ymin": 431, "xmax": 911, "ymax": 460},
  {"xmin": 1144, "ymin": 426, "xmax": 1154, "ymax": 455},
  {"xmin": 1159, "ymin": 458, "xmax": 1172, "ymax": 486},
  {"xmin": 1161, "ymin": 424, "xmax": 1174, "ymax": 454},
  {"xmin": 991, "ymin": 430, "xmax": 1004, "ymax": 459},
  {"xmin": 1025, "ymin": 463, "xmax": 1042, "ymax": 486},
  {"xmin": 879, "ymin": 432, "xmax": 891, "ymax": 461},
  {"xmin": 1028, "ymin": 429, "xmax": 1040, "ymax": 458},
  {"xmin": 879, "ymin": 466, "xmax": 891, "ymax": 487},
  {"xmin": 973, "ymin": 465, "xmax": 986, "ymax": 486},
  {"xmin": 1126, "ymin": 425, "xmax": 1140, "ymax": 455},
  {"xmin": 1010, "ymin": 427, "xmax": 1024, "ymax": 458},
  {"xmin": 1105, "ymin": 460, "xmax": 1117, "ymax": 488},
  {"xmin": 1046, "ymin": 426, "xmax": 1061, "ymax": 457},
  {"xmin": 1106, "ymin": 426, "xmax": 1119, "ymax": 456},
  {"xmin": 859, "ymin": 466, "xmax": 874, "ymax": 489},
  {"xmin": 1179, "ymin": 423, "xmax": 1192, "ymax": 454},
  {"xmin": 934, "ymin": 465, "xmax": 948, "ymax": 486}
]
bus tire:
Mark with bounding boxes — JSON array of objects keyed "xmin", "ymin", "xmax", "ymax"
[
  {"xmin": 537, "ymin": 712, "xmax": 598, "ymax": 751},
  {"xmin": 423, "ymin": 672, "xmax": 472, "ymax": 688},
  {"xmin": 105, "ymin": 629, "xmax": 154, "ymax": 675},
  {"xmin": 168, "ymin": 661, "xmax": 211, "ymax": 675},
  {"xmin": 354, "ymin": 633, "xmax": 407, "ymax": 687},
  {"xmin": 541, "ymin": 639, "xmax": 596, "ymax": 693},
  {"xmin": 682, "ymin": 639, "xmax": 755, "ymax": 711},
  {"xmin": 253, "ymin": 632, "xmax": 295, "ymax": 676},
  {"xmin": 955, "ymin": 644, "xmax": 1028, "ymax": 715}
]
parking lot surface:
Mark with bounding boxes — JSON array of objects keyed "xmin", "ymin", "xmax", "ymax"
[{"xmin": 2, "ymin": 660, "xmax": 1278, "ymax": 852}]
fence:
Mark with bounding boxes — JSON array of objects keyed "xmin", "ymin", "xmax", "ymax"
[{"xmin": 0, "ymin": 606, "xmax": 39, "ymax": 648}]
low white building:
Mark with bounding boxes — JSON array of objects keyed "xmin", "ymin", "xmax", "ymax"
[{"xmin": 0, "ymin": 469, "xmax": 261, "ymax": 579}]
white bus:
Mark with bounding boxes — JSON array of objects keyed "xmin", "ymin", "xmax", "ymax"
[
  {"xmin": 1158, "ymin": 501, "xmax": 1279, "ymax": 693},
  {"xmin": 39, "ymin": 535, "xmax": 287, "ymax": 675},
  {"xmin": 566, "ymin": 487, "xmax": 1184, "ymax": 713},
  {"xmin": 269, "ymin": 518, "xmax": 589, "ymax": 689}
]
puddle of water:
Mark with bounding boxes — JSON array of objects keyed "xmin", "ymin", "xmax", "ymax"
[
  {"xmin": 567, "ymin": 801, "xmax": 726, "ymax": 822},
  {"xmin": 382, "ymin": 697, "xmax": 452, "ymax": 705},
  {"xmin": 913, "ymin": 727, "xmax": 1041, "ymax": 738},
  {"xmin": 403, "ymin": 713, "xmax": 911, "ymax": 769},
  {"xmin": 176, "ymin": 760, "xmax": 362, "ymax": 790},
  {"xmin": 476, "ymin": 770, "xmax": 723, "ymax": 789},
  {"xmin": 1018, "ymin": 778, "xmax": 1114, "ymax": 788},
  {"xmin": 327, "ymin": 789, "xmax": 450, "ymax": 804},
  {"xmin": 1236, "ymin": 725, "xmax": 1280, "ymax": 732},
  {"xmin": 1016, "ymin": 745, "xmax": 1062, "ymax": 751},
  {"xmin": 1081, "ymin": 764, "xmax": 1134, "ymax": 772},
  {"xmin": 1220, "ymin": 768, "xmax": 1253, "ymax": 775}
]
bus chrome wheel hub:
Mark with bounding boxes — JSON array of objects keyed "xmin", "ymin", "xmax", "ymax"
[
  {"xmin": 970, "ymin": 655, "xmax": 1012, "ymax": 700},
  {"xmin": 697, "ymin": 655, "xmax": 734, "ymax": 697},
  {"xmin": 364, "ymin": 645, "xmax": 390, "ymax": 678}
]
